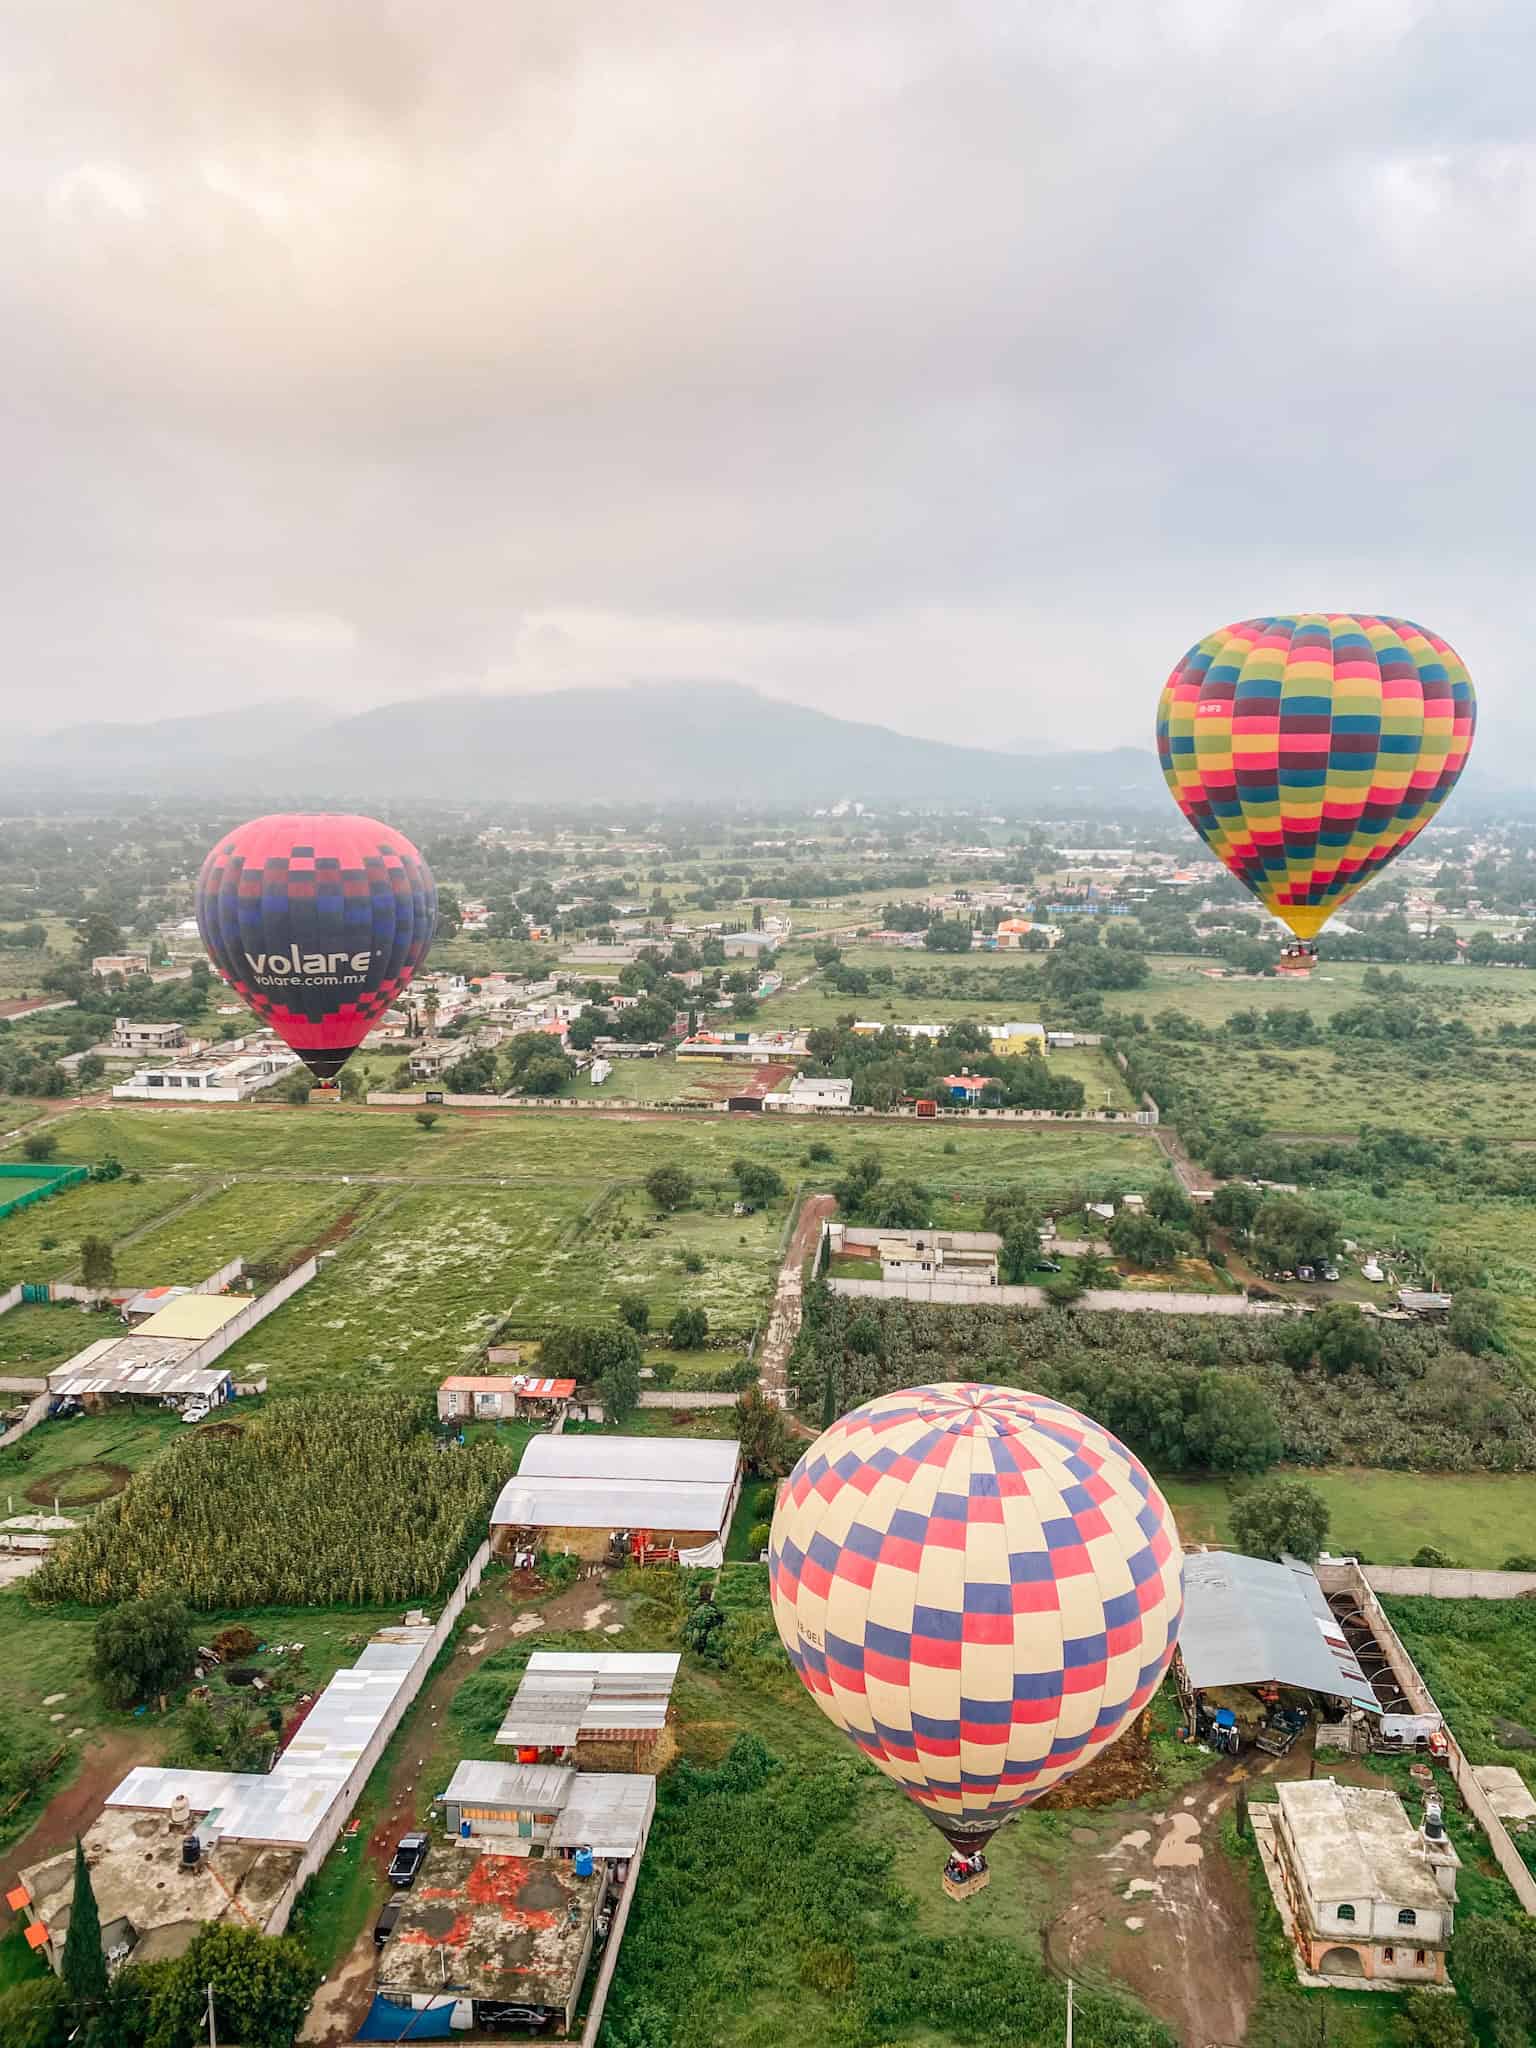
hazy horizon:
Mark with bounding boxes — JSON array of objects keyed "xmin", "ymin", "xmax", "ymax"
[{"xmin": 2, "ymin": 3, "xmax": 1533, "ymax": 753}]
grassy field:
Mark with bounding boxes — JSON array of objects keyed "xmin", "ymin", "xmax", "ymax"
[
  {"xmin": 1161, "ymin": 1467, "xmax": 1536, "ymax": 1567},
  {"xmin": 1383, "ymin": 1595, "xmax": 1536, "ymax": 1792},
  {"xmin": 111, "ymin": 1179, "xmax": 380, "ymax": 1286},
  {"xmin": 0, "ymin": 1301, "xmax": 108, "ymax": 1370},
  {"xmin": 0, "ymin": 1407, "xmax": 189, "ymax": 1509},
  {"xmin": 0, "ymin": 1174, "xmax": 200, "ymax": 1288},
  {"xmin": 1104, "ymin": 955, "xmax": 1536, "ymax": 1029}
]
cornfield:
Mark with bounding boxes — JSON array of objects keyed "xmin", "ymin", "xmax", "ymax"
[{"xmin": 32, "ymin": 1394, "xmax": 520, "ymax": 1609}]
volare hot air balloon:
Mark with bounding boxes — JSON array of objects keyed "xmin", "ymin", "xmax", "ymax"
[
  {"xmin": 196, "ymin": 813, "xmax": 436, "ymax": 1083},
  {"xmin": 1156, "ymin": 615, "xmax": 1475, "ymax": 963},
  {"xmin": 768, "ymin": 1383, "xmax": 1183, "ymax": 1895}
]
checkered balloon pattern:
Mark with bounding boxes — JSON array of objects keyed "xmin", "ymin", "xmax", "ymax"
[
  {"xmin": 196, "ymin": 812, "xmax": 436, "ymax": 1080},
  {"xmin": 1156, "ymin": 614, "xmax": 1475, "ymax": 942},
  {"xmin": 768, "ymin": 1384, "xmax": 1183, "ymax": 1850}
]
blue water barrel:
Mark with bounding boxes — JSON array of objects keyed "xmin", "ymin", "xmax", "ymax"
[
  {"xmin": 573, "ymin": 1846, "xmax": 595, "ymax": 1878},
  {"xmin": 460, "ymin": 1819, "xmax": 472, "ymax": 1839}
]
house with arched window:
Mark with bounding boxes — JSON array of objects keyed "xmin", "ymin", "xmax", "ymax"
[{"xmin": 1265, "ymin": 1778, "xmax": 1459, "ymax": 1988}]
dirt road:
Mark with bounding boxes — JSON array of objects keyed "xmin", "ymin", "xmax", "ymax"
[
  {"xmin": 756, "ymin": 1193, "xmax": 835, "ymax": 1406},
  {"xmin": 0, "ymin": 1727, "xmax": 147, "ymax": 1898}
]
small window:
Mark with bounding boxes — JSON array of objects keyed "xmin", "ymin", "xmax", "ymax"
[
  {"xmin": 1397, "ymin": 1909, "xmax": 1416, "ymax": 1927},
  {"xmin": 1336, "ymin": 1904, "xmax": 1356, "ymax": 1923},
  {"xmin": 1383, "ymin": 1947, "xmax": 1394, "ymax": 1963},
  {"xmin": 1415, "ymin": 1949, "xmax": 1427, "ymax": 1965}
]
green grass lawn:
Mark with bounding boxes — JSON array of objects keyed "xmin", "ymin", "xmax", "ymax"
[
  {"xmin": 1103, "ymin": 955, "xmax": 1536, "ymax": 1030},
  {"xmin": 0, "ymin": 1407, "xmax": 194, "ymax": 1511},
  {"xmin": 0, "ymin": 1173, "xmax": 203, "ymax": 1287},
  {"xmin": 111, "ymin": 1179, "xmax": 380, "ymax": 1286},
  {"xmin": 1161, "ymin": 1467, "xmax": 1536, "ymax": 1567},
  {"xmin": 0, "ymin": 1300, "xmax": 108, "ymax": 1371},
  {"xmin": 1383, "ymin": 1595, "xmax": 1536, "ymax": 1791}
]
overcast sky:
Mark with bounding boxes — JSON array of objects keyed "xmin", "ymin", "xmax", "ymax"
[{"xmin": 2, "ymin": 1, "xmax": 1531, "ymax": 748}]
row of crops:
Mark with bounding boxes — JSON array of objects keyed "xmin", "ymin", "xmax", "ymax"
[{"xmin": 31, "ymin": 1394, "xmax": 524, "ymax": 1609}]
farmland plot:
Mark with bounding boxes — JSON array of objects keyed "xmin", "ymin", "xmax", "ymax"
[
  {"xmin": 0, "ymin": 1174, "xmax": 201, "ymax": 1287},
  {"xmin": 113, "ymin": 1180, "xmax": 379, "ymax": 1286},
  {"xmin": 550, "ymin": 1188, "xmax": 786, "ymax": 1341},
  {"xmin": 213, "ymin": 1186, "xmax": 590, "ymax": 1393}
]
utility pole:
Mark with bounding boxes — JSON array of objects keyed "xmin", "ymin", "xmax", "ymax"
[
  {"xmin": 1065, "ymin": 1976, "xmax": 1074, "ymax": 2048},
  {"xmin": 206, "ymin": 1982, "xmax": 217, "ymax": 2048}
]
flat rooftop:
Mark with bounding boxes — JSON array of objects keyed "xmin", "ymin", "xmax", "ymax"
[
  {"xmin": 518, "ymin": 1435, "xmax": 738, "ymax": 1484},
  {"xmin": 48, "ymin": 1335, "xmax": 229, "ymax": 1402},
  {"xmin": 19, "ymin": 1808, "xmax": 301, "ymax": 1964},
  {"xmin": 1278, "ymin": 1780, "xmax": 1454, "ymax": 1911},
  {"xmin": 377, "ymin": 1844, "xmax": 599, "ymax": 2007},
  {"xmin": 496, "ymin": 1651, "xmax": 679, "ymax": 1746},
  {"xmin": 135, "ymin": 1293, "xmax": 250, "ymax": 1340}
]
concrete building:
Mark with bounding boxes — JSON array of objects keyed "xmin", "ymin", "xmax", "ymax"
[
  {"xmin": 436, "ymin": 1374, "xmax": 575, "ymax": 1424},
  {"xmin": 110, "ymin": 1017, "xmax": 187, "ymax": 1056},
  {"xmin": 986, "ymin": 1021, "xmax": 1047, "ymax": 1054},
  {"xmin": 111, "ymin": 1045, "xmax": 299, "ymax": 1103},
  {"xmin": 407, "ymin": 1037, "xmax": 466, "ymax": 1079},
  {"xmin": 491, "ymin": 1435, "xmax": 742, "ymax": 1566},
  {"xmin": 1269, "ymin": 1779, "xmax": 1457, "ymax": 1986},
  {"xmin": 876, "ymin": 1232, "xmax": 998, "ymax": 1287},
  {"xmin": 91, "ymin": 953, "xmax": 150, "ymax": 978},
  {"xmin": 676, "ymin": 1031, "xmax": 808, "ymax": 1063},
  {"xmin": 765, "ymin": 1074, "xmax": 853, "ymax": 1112}
]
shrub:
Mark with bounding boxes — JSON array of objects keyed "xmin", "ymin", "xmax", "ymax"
[
  {"xmin": 746, "ymin": 1523, "xmax": 771, "ymax": 1555},
  {"xmin": 646, "ymin": 1165, "xmax": 694, "ymax": 1212},
  {"xmin": 21, "ymin": 1132, "xmax": 57, "ymax": 1163},
  {"xmin": 669, "ymin": 1306, "xmax": 709, "ymax": 1349},
  {"xmin": 618, "ymin": 1293, "xmax": 650, "ymax": 1334},
  {"xmin": 681, "ymin": 1249, "xmax": 704, "ymax": 1274},
  {"xmin": 91, "ymin": 1592, "xmax": 195, "ymax": 1706},
  {"xmin": 414, "ymin": 1110, "xmax": 439, "ymax": 1131},
  {"xmin": 1229, "ymin": 1479, "xmax": 1330, "ymax": 1563}
]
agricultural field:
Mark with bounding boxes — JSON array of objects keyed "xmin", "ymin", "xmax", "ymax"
[
  {"xmin": 1103, "ymin": 954, "xmax": 1536, "ymax": 1030},
  {"xmin": 0, "ymin": 1173, "xmax": 199, "ymax": 1288},
  {"xmin": 1383, "ymin": 1595, "xmax": 1536, "ymax": 1793},
  {"xmin": 1162, "ymin": 1468, "xmax": 1536, "ymax": 1567},
  {"xmin": 0, "ymin": 1300, "xmax": 111, "ymax": 1371},
  {"xmin": 111, "ymin": 1179, "xmax": 380, "ymax": 1287}
]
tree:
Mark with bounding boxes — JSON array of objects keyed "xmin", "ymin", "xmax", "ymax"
[
  {"xmin": 1210, "ymin": 1183, "xmax": 1261, "ymax": 1235},
  {"xmin": 279, "ymin": 1071, "xmax": 312, "ymax": 1104},
  {"xmin": 846, "ymin": 1311, "xmax": 883, "ymax": 1357},
  {"xmin": 669, "ymin": 1305, "xmax": 709, "ymax": 1349},
  {"xmin": 599, "ymin": 1350, "xmax": 642, "ymax": 1428},
  {"xmin": 1106, "ymin": 1212, "xmax": 1181, "ymax": 1269},
  {"xmin": 735, "ymin": 1386, "xmax": 793, "ymax": 1474},
  {"xmin": 75, "ymin": 910, "xmax": 123, "ymax": 963},
  {"xmin": 337, "ymin": 1067, "xmax": 365, "ymax": 1101},
  {"xmin": 22, "ymin": 1131, "xmax": 58, "ymax": 1162},
  {"xmin": 1187, "ymin": 1372, "xmax": 1281, "ymax": 1476},
  {"xmin": 1229, "ymin": 1478, "xmax": 1330, "ymax": 1562},
  {"xmin": 90, "ymin": 1592, "xmax": 194, "ymax": 1707},
  {"xmin": 866, "ymin": 1178, "xmax": 930, "ymax": 1230},
  {"xmin": 923, "ymin": 918, "xmax": 973, "ymax": 953},
  {"xmin": 645, "ymin": 1164, "xmax": 694, "ymax": 1213},
  {"xmin": 145, "ymin": 1924, "xmax": 321, "ymax": 2048},
  {"xmin": 414, "ymin": 1110, "xmax": 439, "ymax": 1131},
  {"xmin": 1448, "ymin": 1289, "xmax": 1500, "ymax": 1356},
  {"xmin": 444, "ymin": 1046, "xmax": 498, "ymax": 1093},
  {"xmin": 1453, "ymin": 1914, "xmax": 1536, "ymax": 2048},
  {"xmin": 1251, "ymin": 1194, "xmax": 1340, "ymax": 1275},
  {"xmin": 513, "ymin": 1053, "xmax": 574, "ymax": 1096},
  {"xmin": 542, "ymin": 1324, "xmax": 644, "ymax": 1382},
  {"xmin": 0, "ymin": 1979, "xmax": 70, "ymax": 2048},
  {"xmin": 79, "ymin": 1236, "xmax": 115, "ymax": 1294},
  {"xmin": 732, "ymin": 1159, "xmax": 784, "ymax": 1208},
  {"xmin": 1392, "ymin": 1987, "xmax": 1475, "ymax": 2048},
  {"xmin": 1313, "ymin": 1303, "xmax": 1384, "ymax": 1378},
  {"xmin": 61, "ymin": 1836, "xmax": 107, "ymax": 2010},
  {"xmin": 618, "ymin": 1293, "xmax": 650, "ymax": 1334}
]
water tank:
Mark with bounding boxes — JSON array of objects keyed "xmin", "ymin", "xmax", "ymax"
[
  {"xmin": 170, "ymin": 1792, "xmax": 191, "ymax": 1828},
  {"xmin": 181, "ymin": 1835, "xmax": 202, "ymax": 1868},
  {"xmin": 573, "ymin": 1846, "xmax": 595, "ymax": 1878},
  {"xmin": 1424, "ymin": 1795, "xmax": 1445, "ymax": 1841}
]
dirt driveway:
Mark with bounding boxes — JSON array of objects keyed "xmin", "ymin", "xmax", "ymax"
[{"xmin": 0, "ymin": 1727, "xmax": 147, "ymax": 1898}]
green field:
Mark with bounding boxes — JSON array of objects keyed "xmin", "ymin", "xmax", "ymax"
[
  {"xmin": 0, "ymin": 1407, "xmax": 189, "ymax": 1509},
  {"xmin": 0, "ymin": 1300, "xmax": 107, "ymax": 1370},
  {"xmin": 111, "ymin": 1179, "xmax": 379, "ymax": 1286},
  {"xmin": 1104, "ymin": 955, "xmax": 1536, "ymax": 1030},
  {"xmin": 1161, "ymin": 1468, "xmax": 1536, "ymax": 1567},
  {"xmin": 1383, "ymin": 1595, "xmax": 1536, "ymax": 1792},
  {"xmin": 0, "ymin": 1173, "xmax": 198, "ymax": 1287}
]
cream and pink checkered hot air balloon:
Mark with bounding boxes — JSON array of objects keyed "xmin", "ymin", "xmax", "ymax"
[{"xmin": 768, "ymin": 1383, "xmax": 1183, "ymax": 1879}]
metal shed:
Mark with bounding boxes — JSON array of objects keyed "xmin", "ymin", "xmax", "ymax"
[{"xmin": 1178, "ymin": 1552, "xmax": 1380, "ymax": 1710}]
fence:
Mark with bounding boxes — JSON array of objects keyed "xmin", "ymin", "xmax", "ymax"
[
  {"xmin": 1315, "ymin": 1559, "xmax": 1536, "ymax": 1915},
  {"xmin": 193, "ymin": 1256, "xmax": 245, "ymax": 1295},
  {"xmin": 267, "ymin": 1539, "xmax": 492, "ymax": 1933},
  {"xmin": 0, "ymin": 1283, "xmax": 21, "ymax": 1318},
  {"xmin": 1361, "ymin": 1565, "xmax": 1536, "ymax": 1600},
  {"xmin": 0, "ymin": 1391, "xmax": 51, "ymax": 1453},
  {"xmin": 366, "ymin": 1090, "xmax": 1160, "ymax": 1126},
  {"xmin": 827, "ymin": 1275, "xmax": 1270, "ymax": 1316},
  {"xmin": 180, "ymin": 1258, "xmax": 316, "ymax": 1375},
  {"xmin": 0, "ymin": 1162, "xmax": 89, "ymax": 1223}
]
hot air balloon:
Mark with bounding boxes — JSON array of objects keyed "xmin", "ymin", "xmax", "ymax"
[
  {"xmin": 1156, "ymin": 615, "xmax": 1475, "ymax": 967},
  {"xmin": 768, "ymin": 1383, "xmax": 1183, "ymax": 1896},
  {"xmin": 196, "ymin": 813, "xmax": 436, "ymax": 1083}
]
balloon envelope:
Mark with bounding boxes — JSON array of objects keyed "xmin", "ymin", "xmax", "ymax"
[
  {"xmin": 1156, "ymin": 614, "xmax": 1475, "ymax": 941},
  {"xmin": 768, "ymin": 1383, "xmax": 1183, "ymax": 1853},
  {"xmin": 196, "ymin": 813, "xmax": 436, "ymax": 1080}
]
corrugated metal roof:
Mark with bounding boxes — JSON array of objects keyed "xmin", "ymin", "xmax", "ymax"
[
  {"xmin": 1179, "ymin": 1553, "xmax": 1379, "ymax": 1710},
  {"xmin": 547, "ymin": 1775, "xmax": 655, "ymax": 1857},
  {"xmin": 136, "ymin": 1294, "xmax": 250, "ymax": 1340},
  {"xmin": 442, "ymin": 1761, "xmax": 574, "ymax": 1809},
  {"xmin": 519, "ymin": 1435, "xmax": 739, "ymax": 1484},
  {"xmin": 495, "ymin": 1653, "xmax": 678, "ymax": 1746},
  {"xmin": 491, "ymin": 1475, "xmax": 731, "ymax": 1532}
]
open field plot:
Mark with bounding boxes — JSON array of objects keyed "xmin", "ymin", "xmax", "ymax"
[
  {"xmin": 1147, "ymin": 1030, "xmax": 1536, "ymax": 1138},
  {"xmin": 0, "ymin": 1407, "xmax": 188, "ymax": 1509},
  {"xmin": 212, "ymin": 1185, "xmax": 592, "ymax": 1392},
  {"xmin": 1161, "ymin": 1468, "xmax": 1536, "ymax": 1566},
  {"xmin": 0, "ymin": 1300, "xmax": 113, "ymax": 1371},
  {"xmin": 0, "ymin": 1104, "xmax": 431, "ymax": 1176},
  {"xmin": 1103, "ymin": 954, "xmax": 1536, "ymax": 1030},
  {"xmin": 0, "ymin": 1173, "xmax": 200, "ymax": 1287},
  {"xmin": 112, "ymin": 1179, "xmax": 379, "ymax": 1286},
  {"xmin": 0, "ymin": 1098, "xmax": 45, "ymax": 1134},
  {"xmin": 562, "ymin": 1186, "xmax": 786, "ymax": 1340},
  {"xmin": 1383, "ymin": 1596, "xmax": 1536, "ymax": 1792}
]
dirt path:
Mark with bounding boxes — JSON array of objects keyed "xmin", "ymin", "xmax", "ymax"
[
  {"xmin": 0, "ymin": 1727, "xmax": 147, "ymax": 1896},
  {"xmin": 1153, "ymin": 1125, "xmax": 1216, "ymax": 1197},
  {"xmin": 757, "ymin": 1193, "xmax": 835, "ymax": 1406}
]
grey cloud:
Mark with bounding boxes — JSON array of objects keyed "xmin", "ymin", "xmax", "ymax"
[{"xmin": 0, "ymin": 0, "xmax": 1530, "ymax": 746}]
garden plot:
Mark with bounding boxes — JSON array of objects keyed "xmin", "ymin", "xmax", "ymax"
[
  {"xmin": 0, "ymin": 1174, "xmax": 202, "ymax": 1288},
  {"xmin": 113, "ymin": 1180, "xmax": 378, "ymax": 1286},
  {"xmin": 213, "ymin": 1186, "xmax": 590, "ymax": 1394}
]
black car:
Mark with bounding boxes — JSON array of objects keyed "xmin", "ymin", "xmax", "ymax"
[
  {"xmin": 387, "ymin": 1832, "xmax": 430, "ymax": 1887},
  {"xmin": 373, "ymin": 1898, "xmax": 403, "ymax": 1948},
  {"xmin": 476, "ymin": 2005, "xmax": 554, "ymax": 2034}
]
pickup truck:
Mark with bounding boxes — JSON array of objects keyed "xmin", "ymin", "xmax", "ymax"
[{"xmin": 387, "ymin": 1832, "xmax": 430, "ymax": 1887}]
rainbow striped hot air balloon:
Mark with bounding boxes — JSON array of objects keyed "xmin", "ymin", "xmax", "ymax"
[
  {"xmin": 768, "ymin": 1384, "xmax": 1183, "ymax": 1887},
  {"xmin": 1156, "ymin": 614, "xmax": 1476, "ymax": 948}
]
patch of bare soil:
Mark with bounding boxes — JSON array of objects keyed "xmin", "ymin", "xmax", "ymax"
[
  {"xmin": 24, "ymin": 1461, "xmax": 130, "ymax": 1508},
  {"xmin": 1035, "ymin": 1709, "xmax": 1157, "ymax": 1811}
]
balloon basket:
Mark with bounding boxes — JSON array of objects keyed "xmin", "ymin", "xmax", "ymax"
[
  {"xmin": 942, "ymin": 1866, "xmax": 991, "ymax": 1903},
  {"xmin": 1274, "ymin": 956, "xmax": 1313, "ymax": 977}
]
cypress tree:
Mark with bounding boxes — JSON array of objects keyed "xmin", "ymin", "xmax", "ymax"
[{"xmin": 61, "ymin": 1836, "xmax": 107, "ymax": 2008}]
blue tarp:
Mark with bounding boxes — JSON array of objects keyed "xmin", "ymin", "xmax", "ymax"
[{"xmin": 355, "ymin": 1994, "xmax": 460, "ymax": 2040}]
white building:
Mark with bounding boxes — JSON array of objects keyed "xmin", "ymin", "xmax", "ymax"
[
  {"xmin": 111, "ymin": 1045, "xmax": 299, "ymax": 1102},
  {"xmin": 765, "ymin": 1074, "xmax": 853, "ymax": 1112},
  {"xmin": 110, "ymin": 1017, "xmax": 188, "ymax": 1056},
  {"xmin": 92, "ymin": 953, "xmax": 149, "ymax": 979}
]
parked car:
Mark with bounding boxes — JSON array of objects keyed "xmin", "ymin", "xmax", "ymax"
[
  {"xmin": 1033, "ymin": 1258, "xmax": 1062, "ymax": 1274},
  {"xmin": 476, "ymin": 2005, "xmax": 554, "ymax": 2034},
  {"xmin": 1320, "ymin": 1263, "xmax": 1341, "ymax": 1283},
  {"xmin": 373, "ymin": 1897, "xmax": 403, "ymax": 1948},
  {"xmin": 1295, "ymin": 1264, "xmax": 1316, "ymax": 1282},
  {"xmin": 387, "ymin": 1832, "xmax": 430, "ymax": 1887},
  {"xmin": 181, "ymin": 1401, "xmax": 211, "ymax": 1425}
]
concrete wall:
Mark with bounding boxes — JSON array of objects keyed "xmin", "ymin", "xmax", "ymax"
[
  {"xmin": 827, "ymin": 1275, "xmax": 1266, "ymax": 1316},
  {"xmin": 181, "ymin": 1258, "xmax": 316, "ymax": 1374},
  {"xmin": 1360, "ymin": 1565, "xmax": 1536, "ymax": 1600},
  {"xmin": 267, "ymin": 1539, "xmax": 492, "ymax": 1933},
  {"xmin": 192, "ymin": 1256, "xmax": 245, "ymax": 1296},
  {"xmin": 638, "ymin": 1389, "xmax": 739, "ymax": 1409},
  {"xmin": 0, "ymin": 1391, "xmax": 51, "ymax": 1453},
  {"xmin": 836, "ymin": 1225, "xmax": 1002, "ymax": 1252},
  {"xmin": 0, "ymin": 1283, "xmax": 22, "ymax": 1317},
  {"xmin": 1316, "ymin": 1560, "xmax": 1536, "ymax": 1916},
  {"xmin": 366, "ymin": 1090, "xmax": 1159, "ymax": 1126}
]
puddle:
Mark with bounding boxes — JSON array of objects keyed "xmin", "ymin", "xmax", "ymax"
[{"xmin": 1154, "ymin": 1812, "xmax": 1204, "ymax": 1868}]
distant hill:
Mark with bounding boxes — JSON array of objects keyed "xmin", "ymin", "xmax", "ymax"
[{"xmin": 8, "ymin": 682, "xmax": 1160, "ymax": 808}]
